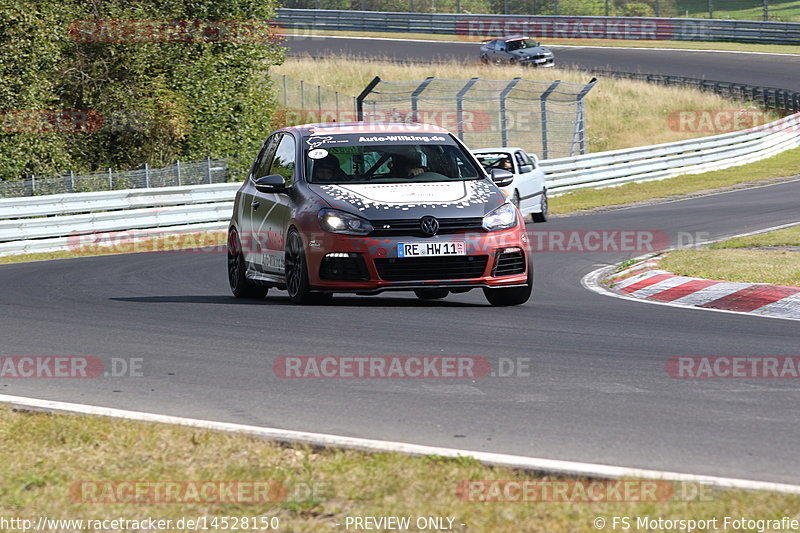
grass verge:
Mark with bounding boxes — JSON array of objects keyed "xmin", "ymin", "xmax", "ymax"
[
  {"xmin": 2, "ymin": 405, "xmax": 799, "ymax": 532},
  {"xmin": 274, "ymin": 56, "xmax": 759, "ymax": 152},
  {"xmin": 659, "ymin": 225, "xmax": 800, "ymax": 285},
  {"xmin": 286, "ymin": 29, "xmax": 800, "ymax": 54},
  {"xmin": 549, "ymin": 146, "xmax": 800, "ymax": 214}
]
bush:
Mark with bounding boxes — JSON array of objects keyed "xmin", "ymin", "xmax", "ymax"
[{"xmin": 0, "ymin": 0, "xmax": 284, "ymax": 180}]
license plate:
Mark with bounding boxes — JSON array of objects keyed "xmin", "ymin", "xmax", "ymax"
[{"xmin": 397, "ymin": 242, "xmax": 466, "ymax": 257}]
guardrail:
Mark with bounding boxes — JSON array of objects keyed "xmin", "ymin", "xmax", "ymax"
[
  {"xmin": 540, "ymin": 111, "xmax": 800, "ymax": 194},
  {"xmin": 1, "ymin": 111, "xmax": 798, "ymax": 257},
  {"xmin": 0, "ymin": 184, "xmax": 239, "ymax": 256},
  {"xmin": 278, "ymin": 8, "xmax": 800, "ymax": 45}
]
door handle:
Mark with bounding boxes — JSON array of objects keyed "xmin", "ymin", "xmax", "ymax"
[{"xmin": 251, "ymin": 201, "xmax": 260, "ymax": 209}]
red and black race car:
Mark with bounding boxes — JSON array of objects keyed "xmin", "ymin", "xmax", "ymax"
[{"xmin": 227, "ymin": 122, "xmax": 532, "ymax": 306}]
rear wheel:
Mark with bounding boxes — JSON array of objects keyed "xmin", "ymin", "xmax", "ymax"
[
  {"xmin": 532, "ymin": 190, "xmax": 548, "ymax": 223},
  {"xmin": 228, "ymin": 228, "xmax": 267, "ymax": 299},
  {"xmin": 414, "ymin": 289, "xmax": 449, "ymax": 300},
  {"xmin": 483, "ymin": 262, "xmax": 532, "ymax": 306},
  {"xmin": 285, "ymin": 229, "xmax": 331, "ymax": 305}
]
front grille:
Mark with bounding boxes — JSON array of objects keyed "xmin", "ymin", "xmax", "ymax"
[
  {"xmin": 374, "ymin": 255, "xmax": 488, "ymax": 282},
  {"xmin": 370, "ymin": 217, "xmax": 484, "ymax": 237},
  {"xmin": 319, "ymin": 254, "xmax": 369, "ymax": 281},
  {"xmin": 493, "ymin": 250, "xmax": 526, "ymax": 277}
]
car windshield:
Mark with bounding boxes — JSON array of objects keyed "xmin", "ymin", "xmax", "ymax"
[
  {"xmin": 304, "ymin": 134, "xmax": 483, "ymax": 184},
  {"xmin": 506, "ymin": 39, "xmax": 532, "ymax": 51},
  {"xmin": 474, "ymin": 152, "xmax": 513, "ymax": 171}
]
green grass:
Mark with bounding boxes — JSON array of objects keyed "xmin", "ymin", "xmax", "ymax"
[
  {"xmin": 2, "ymin": 405, "xmax": 799, "ymax": 532},
  {"xmin": 658, "ymin": 225, "xmax": 800, "ymax": 285},
  {"xmin": 549, "ymin": 146, "xmax": 800, "ymax": 214},
  {"xmin": 289, "ymin": 29, "xmax": 800, "ymax": 54}
]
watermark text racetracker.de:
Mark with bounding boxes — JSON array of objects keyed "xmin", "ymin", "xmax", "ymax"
[
  {"xmin": 0, "ymin": 356, "xmax": 144, "ymax": 378},
  {"xmin": 67, "ymin": 230, "xmax": 713, "ymax": 256},
  {"xmin": 273, "ymin": 356, "xmax": 532, "ymax": 379},
  {"xmin": 667, "ymin": 356, "xmax": 800, "ymax": 378}
]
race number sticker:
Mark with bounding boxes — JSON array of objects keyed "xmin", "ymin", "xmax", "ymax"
[{"xmin": 308, "ymin": 148, "xmax": 329, "ymax": 159}]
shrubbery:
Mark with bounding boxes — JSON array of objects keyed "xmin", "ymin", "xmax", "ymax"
[{"xmin": 0, "ymin": 0, "xmax": 284, "ymax": 180}]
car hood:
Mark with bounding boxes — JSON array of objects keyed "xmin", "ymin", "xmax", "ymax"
[
  {"xmin": 308, "ymin": 180, "xmax": 506, "ymax": 220},
  {"xmin": 511, "ymin": 47, "xmax": 552, "ymax": 57}
]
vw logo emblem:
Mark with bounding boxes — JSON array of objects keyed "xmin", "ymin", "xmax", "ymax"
[{"xmin": 420, "ymin": 216, "xmax": 439, "ymax": 236}]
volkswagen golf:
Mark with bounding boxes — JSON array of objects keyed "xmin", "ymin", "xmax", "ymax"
[{"xmin": 227, "ymin": 122, "xmax": 533, "ymax": 305}]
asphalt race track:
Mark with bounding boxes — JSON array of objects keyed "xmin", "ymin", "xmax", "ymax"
[
  {"xmin": 285, "ymin": 35, "xmax": 800, "ymax": 90},
  {"xmin": 2, "ymin": 39, "xmax": 800, "ymax": 484},
  {"xmin": 2, "ymin": 179, "xmax": 800, "ymax": 483}
]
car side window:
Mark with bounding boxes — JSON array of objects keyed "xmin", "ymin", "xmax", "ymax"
[
  {"xmin": 253, "ymin": 135, "xmax": 279, "ymax": 181},
  {"xmin": 269, "ymin": 134, "xmax": 296, "ymax": 187},
  {"xmin": 514, "ymin": 152, "xmax": 526, "ymax": 168}
]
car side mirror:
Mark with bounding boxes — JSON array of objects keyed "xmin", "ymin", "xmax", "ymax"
[
  {"xmin": 490, "ymin": 168, "xmax": 514, "ymax": 188},
  {"xmin": 519, "ymin": 164, "xmax": 533, "ymax": 173},
  {"xmin": 253, "ymin": 174, "xmax": 287, "ymax": 193}
]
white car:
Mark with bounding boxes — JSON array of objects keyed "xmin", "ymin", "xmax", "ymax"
[{"xmin": 471, "ymin": 147, "xmax": 548, "ymax": 222}]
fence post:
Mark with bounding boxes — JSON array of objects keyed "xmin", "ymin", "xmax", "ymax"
[
  {"xmin": 300, "ymin": 80, "xmax": 305, "ymax": 109},
  {"xmin": 144, "ymin": 163, "xmax": 150, "ymax": 188},
  {"xmin": 540, "ymin": 80, "xmax": 561, "ymax": 160},
  {"xmin": 206, "ymin": 157, "xmax": 213, "ymax": 184},
  {"xmin": 29, "ymin": 175, "xmax": 35, "ymax": 196},
  {"xmin": 357, "ymin": 76, "xmax": 382, "ymax": 121},
  {"xmin": 410, "ymin": 77, "xmax": 435, "ymax": 122},
  {"xmin": 108, "ymin": 168, "xmax": 113, "ymax": 190},
  {"xmin": 708, "ymin": 0, "xmax": 713, "ymax": 18},
  {"xmin": 499, "ymin": 78, "xmax": 522, "ymax": 148},
  {"xmin": 574, "ymin": 78, "xmax": 598, "ymax": 156},
  {"xmin": 763, "ymin": 0, "xmax": 769, "ymax": 20},
  {"xmin": 283, "ymin": 75, "xmax": 288, "ymax": 107},
  {"xmin": 317, "ymin": 84, "xmax": 322, "ymax": 118},
  {"xmin": 176, "ymin": 160, "xmax": 181, "ymax": 186},
  {"xmin": 68, "ymin": 170, "xmax": 75, "ymax": 193},
  {"xmin": 456, "ymin": 77, "xmax": 479, "ymax": 141}
]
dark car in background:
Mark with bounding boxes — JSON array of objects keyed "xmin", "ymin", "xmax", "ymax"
[
  {"xmin": 227, "ymin": 122, "xmax": 533, "ymax": 306},
  {"xmin": 480, "ymin": 35, "xmax": 555, "ymax": 67}
]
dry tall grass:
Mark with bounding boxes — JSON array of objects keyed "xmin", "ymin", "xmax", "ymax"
[{"xmin": 274, "ymin": 56, "xmax": 760, "ymax": 152}]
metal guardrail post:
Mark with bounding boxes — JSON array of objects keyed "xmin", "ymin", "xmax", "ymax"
[
  {"xmin": 410, "ymin": 77, "xmax": 435, "ymax": 122},
  {"xmin": 357, "ymin": 76, "xmax": 382, "ymax": 121},
  {"xmin": 499, "ymin": 78, "xmax": 521, "ymax": 148},
  {"xmin": 68, "ymin": 170, "xmax": 75, "ymax": 193},
  {"xmin": 206, "ymin": 157, "xmax": 212, "ymax": 184},
  {"xmin": 456, "ymin": 77, "xmax": 479, "ymax": 141},
  {"xmin": 176, "ymin": 160, "xmax": 181, "ymax": 186},
  {"xmin": 29, "ymin": 175, "xmax": 35, "ymax": 196},
  {"xmin": 108, "ymin": 168, "xmax": 113, "ymax": 190},
  {"xmin": 539, "ymin": 80, "xmax": 561, "ymax": 160},
  {"xmin": 144, "ymin": 163, "xmax": 150, "ymax": 188}
]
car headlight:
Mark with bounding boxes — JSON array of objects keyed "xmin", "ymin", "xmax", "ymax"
[
  {"xmin": 318, "ymin": 209, "xmax": 374, "ymax": 235},
  {"xmin": 482, "ymin": 203, "xmax": 518, "ymax": 231}
]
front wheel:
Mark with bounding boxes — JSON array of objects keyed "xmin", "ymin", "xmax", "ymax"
[
  {"xmin": 285, "ymin": 229, "xmax": 331, "ymax": 305},
  {"xmin": 532, "ymin": 190, "xmax": 548, "ymax": 223},
  {"xmin": 483, "ymin": 262, "xmax": 532, "ymax": 306}
]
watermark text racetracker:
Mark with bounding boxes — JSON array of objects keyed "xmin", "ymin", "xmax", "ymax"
[
  {"xmin": 274, "ymin": 356, "xmax": 532, "ymax": 379},
  {"xmin": 68, "ymin": 230, "xmax": 709, "ymax": 255},
  {"xmin": 0, "ymin": 356, "xmax": 144, "ymax": 378}
]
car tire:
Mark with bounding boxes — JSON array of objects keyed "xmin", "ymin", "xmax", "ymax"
[
  {"xmin": 511, "ymin": 189, "xmax": 521, "ymax": 210},
  {"xmin": 532, "ymin": 190, "xmax": 548, "ymax": 223},
  {"xmin": 284, "ymin": 229, "xmax": 331, "ymax": 305},
  {"xmin": 228, "ymin": 228, "xmax": 268, "ymax": 299},
  {"xmin": 414, "ymin": 289, "xmax": 449, "ymax": 300},
  {"xmin": 480, "ymin": 55, "xmax": 489, "ymax": 64},
  {"xmin": 509, "ymin": 58, "xmax": 517, "ymax": 65},
  {"xmin": 483, "ymin": 261, "xmax": 533, "ymax": 306}
]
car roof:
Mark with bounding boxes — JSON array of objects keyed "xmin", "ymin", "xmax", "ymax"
[
  {"xmin": 502, "ymin": 35, "xmax": 531, "ymax": 42},
  {"xmin": 285, "ymin": 122, "xmax": 451, "ymax": 136}
]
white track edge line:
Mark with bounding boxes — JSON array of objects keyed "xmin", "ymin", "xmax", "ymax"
[
  {"xmin": 1, "ymin": 393, "xmax": 799, "ymax": 494},
  {"xmin": 582, "ymin": 221, "xmax": 800, "ymax": 323}
]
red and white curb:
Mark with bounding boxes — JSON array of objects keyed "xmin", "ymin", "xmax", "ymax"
[{"xmin": 603, "ymin": 255, "xmax": 800, "ymax": 320}]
